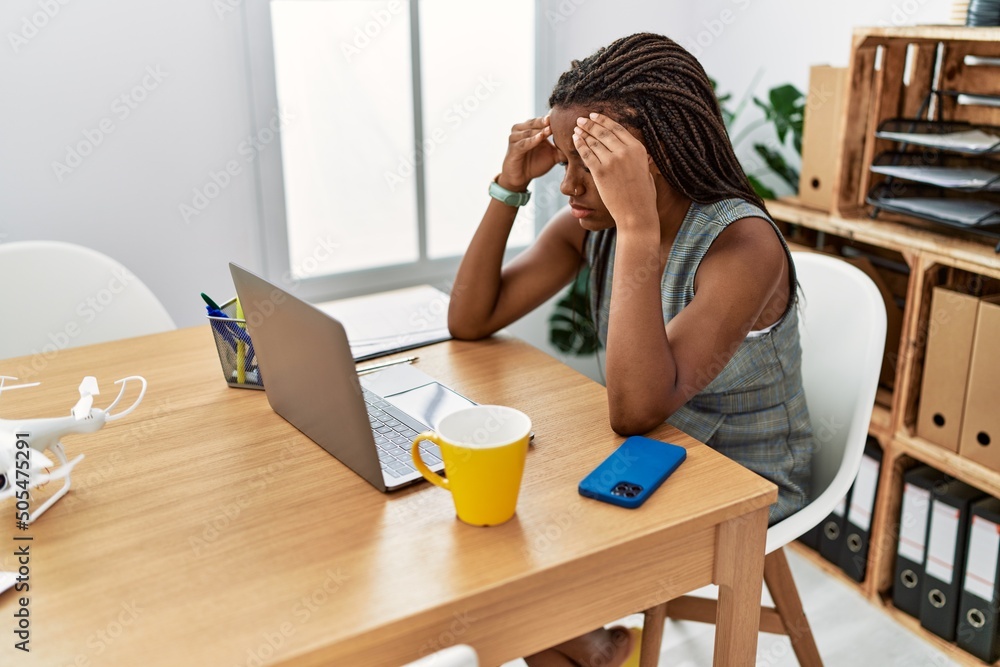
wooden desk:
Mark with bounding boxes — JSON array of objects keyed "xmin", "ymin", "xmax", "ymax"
[{"xmin": 0, "ymin": 327, "xmax": 776, "ymax": 666}]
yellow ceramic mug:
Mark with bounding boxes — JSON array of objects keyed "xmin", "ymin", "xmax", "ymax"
[{"xmin": 411, "ymin": 405, "xmax": 531, "ymax": 526}]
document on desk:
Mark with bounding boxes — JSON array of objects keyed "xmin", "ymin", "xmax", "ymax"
[{"xmin": 316, "ymin": 285, "xmax": 452, "ymax": 361}]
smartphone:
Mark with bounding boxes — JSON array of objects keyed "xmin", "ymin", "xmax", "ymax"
[{"xmin": 578, "ymin": 436, "xmax": 686, "ymax": 509}]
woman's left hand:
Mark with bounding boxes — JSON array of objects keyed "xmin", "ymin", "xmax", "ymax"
[{"xmin": 573, "ymin": 112, "xmax": 658, "ymax": 233}]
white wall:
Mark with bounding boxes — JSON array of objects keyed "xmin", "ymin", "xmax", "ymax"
[
  {"xmin": 1, "ymin": 0, "xmax": 264, "ymax": 330},
  {"xmin": 0, "ymin": 0, "xmax": 952, "ymax": 375}
]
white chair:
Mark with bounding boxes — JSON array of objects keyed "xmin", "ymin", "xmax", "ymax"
[
  {"xmin": 400, "ymin": 644, "xmax": 479, "ymax": 667},
  {"xmin": 0, "ymin": 241, "xmax": 176, "ymax": 359},
  {"xmin": 638, "ymin": 251, "xmax": 888, "ymax": 667}
]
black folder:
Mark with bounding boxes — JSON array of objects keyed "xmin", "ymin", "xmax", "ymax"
[
  {"xmin": 838, "ymin": 438, "xmax": 883, "ymax": 581},
  {"xmin": 893, "ymin": 466, "xmax": 946, "ymax": 618},
  {"xmin": 798, "ymin": 523, "xmax": 822, "ymax": 551},
  {"xmin": 957, "ymin": 497, "xmax": 1000, "ymax": 663},
  {"xmin": 819, "ymin": 487, "xmax": 852, "ymax": 565},
  {"xmin": 919, "ymin": 479, "xmax": 984, "ymax": 641}
]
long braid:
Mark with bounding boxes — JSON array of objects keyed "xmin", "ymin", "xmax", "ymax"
[{"xmin": 549, "ymin": 33, "xmax": 766, "ymax": 335}]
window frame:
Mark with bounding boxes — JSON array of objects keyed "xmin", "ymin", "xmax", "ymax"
[{"xmin": 244, "ymin": 0, "xmax": 554, "ymax": 303}]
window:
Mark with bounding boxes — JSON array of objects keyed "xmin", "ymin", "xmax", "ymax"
[{"xmin": 267, "ymin": 0, "xmax": 536, "ymax": 296}]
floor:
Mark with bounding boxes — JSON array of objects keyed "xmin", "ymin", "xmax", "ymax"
[{"xmin": 503, "ymin": 547, "xmax": 959, "ymax": 666}]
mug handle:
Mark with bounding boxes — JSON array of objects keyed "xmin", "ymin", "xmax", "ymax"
[{"xmin": 411, "ymin": 432, "xmax": 449, "ymax": 490}]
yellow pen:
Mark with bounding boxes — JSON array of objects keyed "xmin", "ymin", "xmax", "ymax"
[{"xmin": 235, "ymin": 298, "xmax": 247, "ymax": 384}]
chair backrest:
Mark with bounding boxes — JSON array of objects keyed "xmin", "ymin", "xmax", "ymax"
[
  {"xmin": 0, "ymin": 241, "xmax": 176, "ymax": 360},
  {"xmin": 400, "ymin": 644, "xmax": 479, "ymax": 667},
  {"xmin": 766, "ymin": 251, "xmax": 887, "ymax": 553}
]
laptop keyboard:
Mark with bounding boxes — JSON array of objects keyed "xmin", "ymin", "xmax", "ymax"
[{"xmin": 363, "ymin": 389, "xmax": 443, "ymax": 478}]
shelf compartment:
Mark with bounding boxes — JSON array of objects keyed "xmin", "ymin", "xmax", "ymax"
[
  {"xmin": 897, "ymin": 431, "xmax": 1000, "ymax": 499},
  {"xmin": 866, "ymin": 182, "xmax": 1000, "ymax": 251},
  {"xmin": 875, "ymin": 595, "xmax": 1000, "ymax": 666},
  {"xmin": 875, "ymin": 119, "xmax": 1000, "ymax": 155},
  {"xmin": 870, "ymin": 151, "xmax": 1000, "ymax": 192}
]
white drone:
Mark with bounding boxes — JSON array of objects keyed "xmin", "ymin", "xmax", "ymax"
[{"xmin": 0, "ymin": 374, "xmax": 147, "ymax": 524}]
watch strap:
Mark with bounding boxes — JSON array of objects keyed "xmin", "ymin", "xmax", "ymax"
[{"xmin": 488, "ymin": 177, "xmax": 531, "ymax": 207}]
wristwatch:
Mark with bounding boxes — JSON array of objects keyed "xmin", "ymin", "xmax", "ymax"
[{"xmin": 488, "ymin": 176, "xmax": 531, "ymax": 207}]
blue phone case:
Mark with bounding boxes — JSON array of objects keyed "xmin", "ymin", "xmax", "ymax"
[{"xmin": 578, "ymin": 436, "xmax": 686, "ymax": 509}]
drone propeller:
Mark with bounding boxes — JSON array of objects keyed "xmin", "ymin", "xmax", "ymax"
[
  {"xmin": 71, "ymin": 376, "xmax": 101, "ymax": 420},
  {"xmin": 0, "ymin": 376, "xmax": 41, "ymax": 400}
]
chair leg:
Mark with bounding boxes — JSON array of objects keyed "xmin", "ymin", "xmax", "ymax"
[
  {"xmin": 763, "ymin": 548, "xmax": 823, "ymax": 667},
  {"xmin": 639, "ymin": 601, "xmax": 669, "ymax": 667}
]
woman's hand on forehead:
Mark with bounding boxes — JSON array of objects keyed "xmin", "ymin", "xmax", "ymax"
[{"xmin": 573, "ymin": 112, "xmax": 658, "ymax": 232}]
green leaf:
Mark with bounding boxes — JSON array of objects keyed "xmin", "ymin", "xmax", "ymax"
[
  {"xmin": 548, "ymin": 268, "xmax": 600, "ymax": 356},
  {"xmin": 709, "ymin": 77, "xmax": 735, "ymax": 130},
  {"xmin": 747, "ymin": 173, "xmax": 777, "ymax": 200},
  {"xmin": 751, "ymin": 84, "xmax": 804, "ymax": 149},
  {"xmin": 753, "ymin": 143, "xmax": 799, "ymax": 191}
]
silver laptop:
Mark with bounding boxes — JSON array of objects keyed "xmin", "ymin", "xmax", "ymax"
[{"xmin": 229, "ymin": 263, "xmax": 477, "ymax": 491}]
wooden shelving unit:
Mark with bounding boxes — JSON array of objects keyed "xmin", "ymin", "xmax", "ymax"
[
  {"xmin": 775, "ymin": 191, "xmax": 1000, "ymax": 661},
  {"xmin": 761, "ymin": 23, "xmax": 1000, "ymax": 663},
  {"xmin": 769, "ymin": 29, "xmax": 1000, "ymax": 658},
  {"xmin": 770, "ymin": 192, "xmax": 1000, "ymax": 664}
]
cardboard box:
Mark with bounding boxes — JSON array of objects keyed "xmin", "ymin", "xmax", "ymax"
[
  {"xmin": 798, "ymin": 66, "xmax": 848, "ymax": 212},
  {"xmin": 916, "ymin": 287, "xmax": 980, "ymax": 451},
  {"xmin": 959, "ymin": 295, "xmax": 1000, "ymax": 471}
]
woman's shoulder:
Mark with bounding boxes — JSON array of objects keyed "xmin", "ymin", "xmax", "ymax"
[{"xmin": 692, "ymin": 197, "xmax": 772, "ymax": 228}]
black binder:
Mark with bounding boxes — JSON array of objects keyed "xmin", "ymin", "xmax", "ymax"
[
  {"xmin": 819, "ymin": 487, "xmax": 852, "ymax": 565},
  {"xmin": 919, "ymin": 479, "xmax": 984, "ymax": 641},
  {"xmin": 957, "ymin": 497, "xmax": 1000, "ymax": 663},
  {"xmin": 893, "ymin": 466, "xmax": 946, "ymax": 618},
  {"xmin": 838, "ymin": 438, "xmax": 883, "ymax": 581},
  {"xmin": 798, "ymin": 523, "xmax": 822, "ymax": 551}
]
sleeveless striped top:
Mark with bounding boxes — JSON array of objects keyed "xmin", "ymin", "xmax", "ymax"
[{"xmin": 585, "ymin": 198, "xmax": 813, "ymax": 524}]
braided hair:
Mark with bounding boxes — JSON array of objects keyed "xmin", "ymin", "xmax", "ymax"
[{"xmin": 549, "ymin": 33, "xmax": 769, "ymax": 333}]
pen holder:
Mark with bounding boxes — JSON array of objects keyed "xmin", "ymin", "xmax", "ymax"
[{"xmin": 207, "ymin": 298, "xmax": 264, "ymax": 390}]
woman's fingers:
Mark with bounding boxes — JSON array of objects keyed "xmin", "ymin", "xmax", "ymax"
[
  {"xmin": 576, "ymin": 113, "xmax": 631, "ymax": 150},
  {"xmin": 510, "ymin": 116, "xmax": 551, "ymax": 137},
  {"xmin": 572, "ymin": 130, "xmax": 606, "ymax": 170},
  {"xmin": 510, "ymin": 125, "xmax": 550, "ymax": 144}
]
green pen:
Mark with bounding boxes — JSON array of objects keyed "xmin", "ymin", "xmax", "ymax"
[{"xmin": 201, "ymin": 292, "xmax": 223, "ymax": 312}]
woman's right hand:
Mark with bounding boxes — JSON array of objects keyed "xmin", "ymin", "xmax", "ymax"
[{"xmin": 497, "ymin": 115, "xmax": 560, "ymax": 192}]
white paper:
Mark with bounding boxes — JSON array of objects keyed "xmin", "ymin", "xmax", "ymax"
[
  {"xmin": 847, "ymin": 455, "xmax": 880, "ymax": 532},
  {"xmin": 898, "ymin": 483, "xmax": 932, "ymax": 563},
  {"xmin": 316, "ymin": 285, "xmax": 452, "ymax": 360},
  {"xmin": 0, "ymin": 572, "xmax": 15, "ymax": 596},
  {"xmin": 925, "ymin": 501, "xmax": 961, "ymax": 585},
  {"xmin": 877, "ymin": 129, "xmax": 1000, "ymax": 153},
  {"xmin": 834, "ymin": 494, "xmax": 847, "ymax": 517},
  {"xmin": 869, "ymin": 164, "xmax": 1000, "ymax": 191},
  {"xmin": 957, "ymin": 94, "xmax": 1000, "ymax": 109},
  {"xmin": 877, "ymin": 197, "xmax": 1000, "ymax": 227},
  {"xmin": 964, "ymin": 515, "xmax": 1000, "ymax": 601}
]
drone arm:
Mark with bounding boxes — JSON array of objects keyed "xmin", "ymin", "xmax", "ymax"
[
  {"xmin": 25, "ymin": 454, "xmax": 84, "ymax": 524},
  {"xmin": 104, "ymin": 376, "xmax": 147, "ymax": 421}
]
